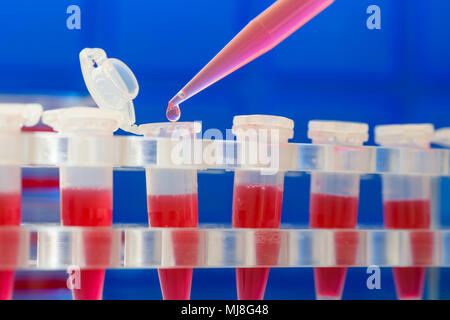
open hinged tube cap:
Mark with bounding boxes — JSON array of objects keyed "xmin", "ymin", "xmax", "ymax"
[
  {"xmin": 375, "ymin": 124, "xmax": 434, "ymax": 148},
  {"xmin": 139, "ymin": 121, "xmax": 202, "ymax": 138},
  {"xmin": 42, "ymin": 106, "xmax": 122, "ymax": 133},
  {"xmin": 232, "ymin": 115, "xmax": 294, "ymax": 140},
  {"xmin": 308, "ymin": 120, "xmax": 368, "ymax": 146},
  {"xmin": 433, "ymin": 128, "xmax": 450, "ymax": 147},
  {"xmin": 80, "ymin": 48, "xmax": 139, "ymax": 134},
  {"xmin": 0, "ymin": 103, "xmax": 43, "ymax": 130}
]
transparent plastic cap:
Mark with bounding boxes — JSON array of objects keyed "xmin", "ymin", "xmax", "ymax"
[
  {"xmin": 0, "ymin": 103, "xmax": 43, "ymax": 131},
  {"xmin": 375, "ymin": 124, "xmax": 434, "ymax": 148},
  {"xmin": 308, "ymin": 120, "xmax": 368, "ymax": 146},
  {"xmin": 138, "ymin": 121, "xmax": 202, "ymax": 138},
  {"xmin": 433, "ymin": 128, "xmax": 450, "ymax": 147},
  {"xmin": 232, "ymin": 115, "xmax": 294, "ymax": 141},
  {"xmin": 80, "ymin": 48, "xmax": 139, "ymax": 134},
  {"xmin": 42, "ymin": 106, "xmax": 121, "ymax": 133}
]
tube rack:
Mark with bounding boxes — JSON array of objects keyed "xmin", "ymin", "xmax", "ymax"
[
  {"xmin": 13, "ymin": 132, "xmax": 450, "ymax": 175},
  {"xmin": 0, "ymin": 132, "xmax": 447, "ymax": 270},
  {"xmin": 0, "ymin": 225, "xmax": 448, "ymax": 270}
]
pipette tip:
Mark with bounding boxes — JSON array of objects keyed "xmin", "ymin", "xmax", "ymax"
[{"xmin": 166, "ymin": 90, "xmax": 186, "ymax": 122}]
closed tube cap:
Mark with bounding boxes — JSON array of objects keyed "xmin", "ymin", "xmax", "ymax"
[
  {"xmin": 232, "ymin": 114, "xmax": 294, "ymax": 140},
  {"xmin": 233, "ymin": 114, "xmax": 294, "ymax": 130},
  {"xmin": 308, "ymin": 120, "xmax": 368, "ymax": 146},
  {"xmin": 0, "ymin": 103, "xmax": 43, "ymax": 130},
  {"xmin": 375, "ymin": 123, "xmax": 434, "ymax": 148},
  {"xmin": 138, "ymin": 121, "xmax": 202, "ymax": 138},
  {"xmin": 80, "ymin": 48, "xmax": 139, "ymax": 134},
  {"xmin": 42, "ymin": 106, "xmax": 122, "ymax": 133}
]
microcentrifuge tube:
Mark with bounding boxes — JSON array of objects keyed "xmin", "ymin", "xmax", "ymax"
[
  {"xmin": 61, "ymin": 186, "xmax": 113, "ymax": 300},
  {"xmin": 308, "ymin": 120, "xmax": 369, "ymax": 300},
  {"xmin": 139, "ymin": 122, "xmax": 201, "ymax": 300},
  {"xmin": 0, "ymin": 103, "xmax": 42, "ymax": 300},
  {"xmin": 233, "ymin": 175, "xmax": 284, "ymax": 300},
  {"xmin": 0, "ymin": 169, "xmax": 21, "ymax": 300},
  {"xmin": 375, "ymin": 124, "xmax": 434, "ymax": 300},
  {"xmin": 43, "ymin": 107, "xmax": 120, "ymax": 300},
  {"xmin": 231, "ymin": 115, "xmax": 294, "ymax": 300}
]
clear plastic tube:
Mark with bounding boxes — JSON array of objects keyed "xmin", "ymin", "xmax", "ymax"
[
  {"xmin": 43, "ymin": 107, "xmax": 118, "ymax": 300},
  {"xmin": 308, "ymin": 120, "xmax": 368, "ymax": 300},
  {"xmin": 0, "ymin": 103, "xmax": 41, "ymax": 300},
  {"xmin": 233, "ymin": 171, "xmax": 284, "ymax": 300},
  {"xmin": 375, "ymin": 124, "xmax": 434, "ymax": 300},
  {"xmin": 231, "ymin": 115, "xmax": 294, "ymax": 300},
  {"xmin": 0, "ymin": 165, "xmax": 21, "ymax": 300},
  {"xmin": 140, "ymin": 122, "xmax": 201, "ymax": 300},
  {"xmin": 60, "ymin": 166, "xmax": 113, "ymax": 300}
]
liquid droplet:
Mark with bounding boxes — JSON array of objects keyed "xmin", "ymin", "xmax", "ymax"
[{"xmin": 166, "ymin": 103, "xmax": 181, "ymax": 122}]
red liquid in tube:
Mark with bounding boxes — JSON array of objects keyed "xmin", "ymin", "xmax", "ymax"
[
  {"xmin": 61, "ymin": 188, "xmax": 113, "ymax": 300},
  {"xmin": 0, "ymin": 193, "xmax": 21, "ymax": 226},
  {"xmin": 0, "ymin": 192, "xmax": 21, "ymax": 300},
  {"xmin": 310, "ymin": 193, "xmax": 359, "ymax": 299},
  {"xmin": 232, "ymin": 184, "xmax": 284, "ymax": 300},
  {"xmin": 384, "ymin": 199, "xmax": 431, "ymax": 300},
  {"xmin": 147, "ymin": 193, "xmax": 198, "ymax": 300}
]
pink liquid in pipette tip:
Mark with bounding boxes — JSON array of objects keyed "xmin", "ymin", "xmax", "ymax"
[
  {"xmin": 61, "ymin": 188, "xmax": 113, "ymax": 300},
  {"xmin": 167, "ymin": 0, "xmax": 334, "ymax": 119},
  {"xmin": 148, "ymin": 193, "xmax": 198, "ymax": 300},
  {"xmin": 310, "ymin": 193, "xmax": 359, "ymax": 300},
  {"xmin": 166, "ymin": 102, "xmax": 181, "ymax": 122},
  {"xmin": 232, "ymin": 184, "xmax": 284, "ymax": 300},
  {"xmin": 384, "ymin": 199, "xmax": 431, "ymax": 300},
  {"xmin": 0, "ymin": 192, "xmax": 21, "ymax": 300}
]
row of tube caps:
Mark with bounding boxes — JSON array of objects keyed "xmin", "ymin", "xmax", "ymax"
[{"xmin": 0, "ymin": 103, "xmax": 449, "ymax": 300}]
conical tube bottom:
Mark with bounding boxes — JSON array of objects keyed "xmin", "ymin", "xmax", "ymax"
[
  {"xmin": 314, "ymin": 267, "xmax": 347, "ymax": 300},
  {"xmin": 236, "ymin": 268, "xmax": 270, "ymax": 300},
  {"xmin": 158, "ymin": 268, "xmax": 193, "ymax": 300},
  {"xmin": 392, "ymin": 267, "xmax": 426, "ymax": 300},
  {"xmin": 72, "ymin": 269, "xmax": 105, "ymax": 300},
  {"xmin": 0, "ymin": 270, "xmax": 15, "ymax": 300}
]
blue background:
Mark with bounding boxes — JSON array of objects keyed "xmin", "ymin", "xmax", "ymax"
[{"xmin": 2, "ymin": 0, "xmax": 449, "ymax": 299}]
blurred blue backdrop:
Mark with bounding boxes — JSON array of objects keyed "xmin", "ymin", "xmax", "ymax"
[{"xmin": 1, "ymin": 0, "xmax": 449, "ymax": 299}]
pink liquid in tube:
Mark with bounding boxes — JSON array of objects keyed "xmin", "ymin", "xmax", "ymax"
[
  {"xmin": 384, "ymin": 199, "xmax": 432, "ymax": 300},
  {"xmin": 167, "ymin": 0, "xmax": 334, "ymax": 120},
  {"xmin": 0, "ymin": 192, "xmax": 21, "ymax": 300},
  {"xmin": 147, "ymin": 194, "xmax": 199, "ymax": 300},
  {"xmin": 310, "ymin": 193, "xmax": 359, "ymax": 300},
  {"xmin": 0, "ymin": 193, "xmax": 21, "ymax": 226},
  {"xmin": 61, "ymin": 188, "xmax": 113, "ymax": 300},
  {"xmin": 232, "ymin": 184, "xmax": 284, "ymax": 300}
]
